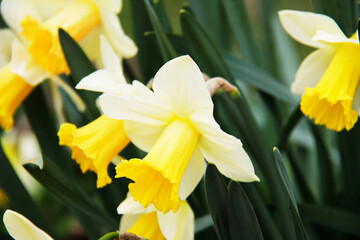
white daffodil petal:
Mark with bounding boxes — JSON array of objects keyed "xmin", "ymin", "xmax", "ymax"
[
  {"xmin": 3, "ymin": 210, "xmax": 53, "ymax": 240},
  {"xmin": 91, "ymin": 0, "xmax": 121, "ymax": 13},
  {"xmin": 100, "ymin": 35, "xmax": 126, "ymax": 84},
  {"xmin": 30, "ymin": 0, "xmax": 74, "ymax": 20},
  {"xmin": 291, "ymin": 47, "xmax": 336, "ymax": 94},
  {"xmin": 79, "ymin": 26, "xmax": 102, "ymax": 67},
  {"xmin": 312, "ymin": 30, "xmax": 358, "ymax": 45},
  {"xmin": 119, "ymin": 214, "xmax": 141, "ymax": 232},
  {"xmin": 102, "ymin": 13, "xmax": 138, "ymax": 58},
  {"xmin": 278, "ymin": 10, "xmax": 345, "ymax": 48},
  {"xmin": 117, "ymin": 193, "xmax": 156, "ymax": 215},
  {"xmin": 76, "ymin": 69, "xmax": 131, "ymax": 94},
  {"xmin": 178, "ymin": 147, "xmax": 205, "ymax": 200},
  {"xmin": 158, "ymin": 201, "xmax": 194, "ymax": 240},
  {"xmin": 152, "ymin": 55, "xmax": 213, "ymax": 118},
  {"xmin": 1, "ymin": 0, "xmax": 42, "ymax": 35},
  {"xmin": 124, "ymin": 120, "xmax": 166, "ymax": 152},
  {"xmin": 10, "ymin": 40, "xmax": 49, "ymax": 86},
  {"xmin": 99, "ymin": 93, "xmax": 172, "ymax": 125},
  {"xmin": 194, "ymin": 115, "xmax": 258, "ymax": 182},
  {"xmin": 0, "ymin": 29, "xmax": 16, "ymax": 67}
]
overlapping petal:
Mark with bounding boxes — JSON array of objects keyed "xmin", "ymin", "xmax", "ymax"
[
  {"xmin": 157, "ymin": 201, "xmax": 194, "ymax": 240},
  {"xmin": 0, "ymin": 29, "xmax": 16, "ymax": 67},
  {"xmin": 291, "ymin": 47, "xmax": 335, "ymax": 95},
  {"xmin": 278, "ymin": 10, "xmax": 345, "ymax": 48},
  {"xmin": 3, "ymin": 210, "xmax": 53, "ymax": 240},
  {"xmin": 152, "ymin": 55, "xmax": 213, "ymax": 118}
]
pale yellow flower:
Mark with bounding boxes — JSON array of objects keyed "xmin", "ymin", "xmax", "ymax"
[
  {"xmin": 279, "ymin": 10, "xmax": 360, "ymax": 131},
  {"xmin": 99, "ymin": 55, "xmax": 259, "ymax": 213}
]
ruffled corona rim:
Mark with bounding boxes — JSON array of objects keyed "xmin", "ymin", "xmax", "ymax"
[
  {"xmin": 58, "ymin": 115, "xmax": 130, "ymax": 188},
  {"xmin": 300, "ymin": 43, "xmax": 360, "ymax": 131},
  {"xmin": 115, "ymin": 119, "xmax": 199, "ymax": 213},
  {"xmin": 20, "ymin": 0, "xmax": 100, "ymax": 75}
]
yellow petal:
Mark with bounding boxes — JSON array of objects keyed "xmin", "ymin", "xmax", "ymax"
[
  {"xmin": 58, "ymin": 115, "xmax": 130, "ymax": 188},
  {"xmin": 127, "ymin": 212, "xmax": 165, "ymax": 240},
  {"xmin": 0, "ymin": 64, "xmax": 34, "ymax": 131},
  {"xmin": 116, "ymin": 119, "xmax": 199, "ymax": 213},
  {"xmin": 300, "ymin": 43, "xmax": 360, "ymax": 131}
]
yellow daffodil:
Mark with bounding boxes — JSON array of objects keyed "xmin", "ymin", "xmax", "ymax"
[
  {"xmin": 118, "ymin": 193, "xmax": 194, "ymax": 240},
  {"xmin": 58, "ymin": 36, "xmax": 137, "ymax": 188},
  {"xmin": 279, "ymin": 10, "xmax": 360, "ymax": 131},
  {"xmin": 1, "ymin": 0, "xmax": 137, "ymax": 75},
  {"xmin": 3, "ymin": 209, "xmax": 53, "ymax": 240},
  {"xmin": 0, "ymin": 0, "xmax": 137, "ymax": 130},
  {"xmin": 99, "ymin": 55, "xmax": 259, "ymax": 213}
]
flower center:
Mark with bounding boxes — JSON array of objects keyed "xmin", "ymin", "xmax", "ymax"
[
  {"xmin": 300, "ymin": 43, "xmax": 360, "ymax": 131},
  {"xmin": 115, "ymin": 119, "xmax": 199, "ymax": 213},
  {"xmin": 58, "ymin": 115, "xmax": 130, "ymax": 188},
  {"xmin": 20, "ymin": 0, "xmax": 100, "ymax": 75},
  {"xmin": 0, "ymin": 64, "xmax": 34, "ymax": 131},
  {"xmin": 127, "ymin": 212, "xmax": 165, "ymax": 240}
]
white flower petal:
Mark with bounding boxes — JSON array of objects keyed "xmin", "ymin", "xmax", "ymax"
[
  {"xmin": 117, "ymin": 193, "xmax": 156, "ymax": 215},
  {"xmin": 0, "ymin": 29, "xmax": 16, "ymax": 68},
  {"xmin": 79, "ymin": 26, "xmax": 102, "ymax": 67},
  {"xmin": 119, "ymin": 214, "xmax": 141, "ymax": 232},
  {"xmin": 152, "ymin": 55, "xmax": 213, "ymax": 118},
  {"xmin": 312, "ymin": 30, "xmax": 358, "ymax": 45},
  {"xmin": 10, "ymin": 40, "xmax": 49, "ymax": 86},
  {"xmin": 178, "ymin": 147, "xmax": 205, "ymax": 200},
  {"xmin": 3, "ymin": 210, "xmax": 53, "ymax": 240},
  {"xmin": 76, "ymin": 69, "xmax": 131, "ymax": 94},
  {"xmin": 1, "ymin": 0, "xmax": 42, "ymax": 35},
  {"xmin": 100, "ymin": 35, "xmax": 126, "ymax": 84},
  {"xmin": 124, "ymin": 120, "xmax": 166, "ymax": 152},
  {"xmin": 30, "ymin": 0, "xmax": 73, "ymax": 20},
  {"xmin": 194, "ymin": 114, "xmax": 258, "ymax": 182},
  {"xmin": 157, "ymin": 201, "xmax": 194, "ymax": 240},
  {"xmin": 278, "ymin": 10, "xmax": 345, "ymax": 48},
  {"xmin": 291, "ymin": 47, "xmax": 336, "ymax": 94},
  {"xmin": 101, "ymin": 13, "xmax": 138, "ymax": 58},
  {"xmin": 99, "ymin": 93, "xmax": 173, "ymax": 125},
  {"xmin": 91, "ymin": 0, "xmax": 121, "ymax": 13}
]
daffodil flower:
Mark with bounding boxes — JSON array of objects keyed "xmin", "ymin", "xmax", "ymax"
[
  {"xmin": 118, "ymin": 193, "xmax": 194, "ymax": 240},
  {"xmin": 2, "ymin": 0, "xmax": 137, "ymax": 75},
  {"xmin": 99, "ymin": 55, "xmax": 259, "ymax": 213},
  {"xmin": 58, "ymin": 36, "xmax": 139, "ymax": 188},
  {"xmin": 279, "ymin": 10, "xmax": 360, "ymax": 131},
  {"xmin": 3, "ymin": 209, "xmax": 53, "ymax": 240}
]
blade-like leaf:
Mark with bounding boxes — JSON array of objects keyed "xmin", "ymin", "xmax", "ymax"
[
  {"xmin": 23, "ymin": 154, "xmax": 118, "ymax": 230},
  {"xmin": 195, "ymin": 214, "xmax": 213, "ymax": 233},
  {"xmin": 227, "ymin": 181, "xmax": 264, "ymax": 240},
  {"xmin": 59, "ymin": 28, "xmax": 100, "ymax": 119},
  {"xmin": 143, "ymin": 0, "xmax": 177, "ymax": 61},
  {"xmin": 205, "ymin": 164, "xmax": 230, "ymax": 240},
  {"xmin": 274, "ymin": 148, "xmax": 309, "ymax": 240},
  {"xmin": 224, "ymin": 54, "xmax": 296, "ymax": 105},
  {"xmin": 300, "ymin": 204, "xmax": 360, "ymax": 235}
]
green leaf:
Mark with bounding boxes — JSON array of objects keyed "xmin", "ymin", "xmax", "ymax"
[
  {"xmin": 309, "ymin": 125, "xmax": 335, "ymax": 206},
  {"xmin": 0, "ymin": 144, "xmax": 51, "ymax": 235},
  {"xmin": 220, "ymin": 0, "xmax": 261, "ymax": 64},
  {"xmin": 195, "ymin": 214, "xmax": 213, "ymax": 233},
  {"xmin": 205, "ymin": 164, "xmax": 230, "ymax": 240},
  {"xmin": 180, "ymin": 9, "xmax": 232, "ymax": 79},
  {"xmin": 273, "ymin": 148, "xmax": 309, "ymax": 240},
  {"xmin": 278, "ymin": 105, "xmax": 303, "ymax": 149},
  {"xmin": 227, "ymin": 181, "xmax": 264, "ymax": 240},
  {"xmin": 143, "ymin": 0, "xmax": 177, "ymax": 61},
  {"xmin": 58, "ymin": 28, "xmax": 100, "ymax": 119},
  {"xmin": 98, "ymin": 232, "xmax": 119, "ymax": 240},
  {"xmin": 23, "ymin": 154, "xmax": 118, "ymax": 230},
  {"xmin": 224, "ymin": 54, "xmax": 296, "ymax": 105},
  {"xmin": 300, "ymin": 204, "xmax": 360, "ymax": 235}
]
